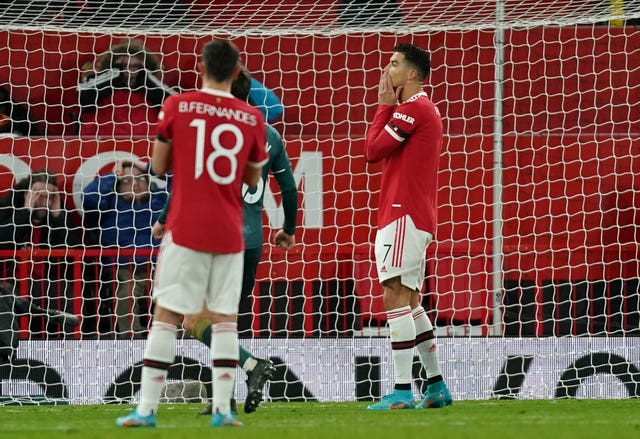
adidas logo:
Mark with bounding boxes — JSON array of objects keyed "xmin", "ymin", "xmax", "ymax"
[{"xmin": 380, "ymin": 266, "xmax": 387, "ymax": 273}]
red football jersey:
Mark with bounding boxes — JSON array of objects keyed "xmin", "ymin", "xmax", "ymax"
[
  {"xmin": 157, "ymin": 88, "xmax": 268, "ymax": 253},
  {"xmin": 365, "ymin": 92, "xmax": 443, "ymax": 234}
]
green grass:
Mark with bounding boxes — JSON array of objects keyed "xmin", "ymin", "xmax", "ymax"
[{"xmin": 1, "ymin": 400, "xmax": 639, "ymax": 439}]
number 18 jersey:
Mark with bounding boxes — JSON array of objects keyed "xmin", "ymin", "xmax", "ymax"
[{"xmin": 157, "ymin": 88, "xmax": 268, "ymax": 253}]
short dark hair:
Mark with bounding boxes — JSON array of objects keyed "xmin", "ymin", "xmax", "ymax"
[
  {"xmin": 231, "ymin": 67, "xmax": 252, "ymax": 101},
  {"xmin": 394, "ymin": 43, "xmax": 431, "ymax": 82},
  {"xmin": 202, "ymin": 39, "xmax": 240, "ymax": 82},
  {"xmin": 98, "ymin": 39, "xmax": 161, "ymax": 75},
  {"xmin": 22, "ymin": 169, "xmax": 58, "ymax": 191}
]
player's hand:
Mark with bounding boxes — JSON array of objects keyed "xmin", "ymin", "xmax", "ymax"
[
  {"xmin": 378, "ymin": 71, "xmax": 400, "ymax": 106},
  {"xmin": 152, "ymin": 221, "xmax": 165, "ymax": 240},
  {"xmin": 274, "ymin": 229, "xmax": 295, "ymax": 251}
]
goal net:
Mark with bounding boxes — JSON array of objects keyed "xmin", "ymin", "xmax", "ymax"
[{"xmin": 1, "ymin": 0, "xmax": 640, "ymax": 404}]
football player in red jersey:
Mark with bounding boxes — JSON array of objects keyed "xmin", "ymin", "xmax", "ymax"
[
  {"xmin": 364, "ymin": 43, "xmax": 452, "ymax": 411},
  {"xmin": 116, "ymin": 39, "xmax": 267, "ymax": 429}
]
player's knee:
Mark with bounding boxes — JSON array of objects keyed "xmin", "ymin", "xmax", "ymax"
[
  {"xmin": 182, "ymin": 315, "xmax": 196, "ymax": 335},
  {"xmin": 382, "ymin": 278, "xmax": 411, "ymax": 310},
  {"xmin": 153, "ymin": 306, "xmax": 182, "ymax": 328}
]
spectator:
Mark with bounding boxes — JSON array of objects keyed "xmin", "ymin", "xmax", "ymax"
[
  {"xmin": 0, "ymin": 170, "xmax": 81, "ymax": 336},
  {"xmin": 0, "ymin": 86, "xmax": 42, "ymax": 137},
  {"xmin": 76, "ymin": 39, "xmax": 177, "ymax": 138},
  {"xmin": 82, "ymin": 159, "xmax": 168, "ymax": 338},
  {"xmin": 76, "ymin": 39, "xmax": 283, "ymax": 136}
]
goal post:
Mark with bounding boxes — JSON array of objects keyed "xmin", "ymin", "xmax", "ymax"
[{"xmin": 1, "ymin": 1, "xmax": 640, "ymax": 403}]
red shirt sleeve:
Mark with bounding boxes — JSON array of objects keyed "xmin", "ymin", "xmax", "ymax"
[
  {"xmin": 365, "ymin": 101, "xmax": 421, "ymax": 163},
  {"xmin": 365, "ymin": 104, "xmax": 399, "ymax": 163},
  {"xmin": 248, "ymin": 110, "xmax": 269, "ymax": 165},
  {"xmin": 156, "ymin": 95, "xmax": 176, "ymax": 141}
]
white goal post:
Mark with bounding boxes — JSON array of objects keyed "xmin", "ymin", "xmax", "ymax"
[{"xmin": 0, "ymin": 1, "xmax": 640, "ymax": 403}]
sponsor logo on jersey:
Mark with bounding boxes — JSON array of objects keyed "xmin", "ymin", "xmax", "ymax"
[{"xmin": 392, "ymin": 112, "xmax": 415, "ymax": 125}]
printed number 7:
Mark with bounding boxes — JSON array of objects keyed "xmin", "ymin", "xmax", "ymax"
[{"xmin": 383, "ymin": 244, "xmax": 392, "ymax": 263}]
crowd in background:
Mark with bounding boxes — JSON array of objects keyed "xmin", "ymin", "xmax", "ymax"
[{"xmin": 0, "ymin": 38, "xmax": 285, "ymax": 340}]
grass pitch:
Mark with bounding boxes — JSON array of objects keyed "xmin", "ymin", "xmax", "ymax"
[{"xmin": 1, "ymin": 400, "xmax": 638, "ymax": 439}]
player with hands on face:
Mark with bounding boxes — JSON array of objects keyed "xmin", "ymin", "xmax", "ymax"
[{"xmin": 364, "ymin": 43, "xmax": 452, "ymax": 411}]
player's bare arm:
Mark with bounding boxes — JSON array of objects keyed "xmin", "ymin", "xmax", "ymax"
[{"xmin": 151, "ymin": 138, "xmax": 172, "ymax": 175}]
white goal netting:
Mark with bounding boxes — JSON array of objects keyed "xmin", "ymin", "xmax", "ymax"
[{"xmin": 1, "ymin": 0, "xmax": 640, "ymax": 404}]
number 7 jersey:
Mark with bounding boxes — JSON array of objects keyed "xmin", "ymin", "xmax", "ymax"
[{"xmin": 156, "ymin": 88, "xmax": 268, "ymax": 253}]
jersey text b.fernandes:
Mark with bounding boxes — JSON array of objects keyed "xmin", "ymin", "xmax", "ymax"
[{"xmin": 177, "ymin": 101, "xmax": 258, "ymax": 126}]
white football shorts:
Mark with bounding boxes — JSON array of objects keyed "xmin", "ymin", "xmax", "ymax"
[
  {"xmin": 153, "ymin": 231, "xmax": 244, "ymax": 315},
  {"xmin": 374, "ymin": 215, "xmax": 433, "ymax": 291}
]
